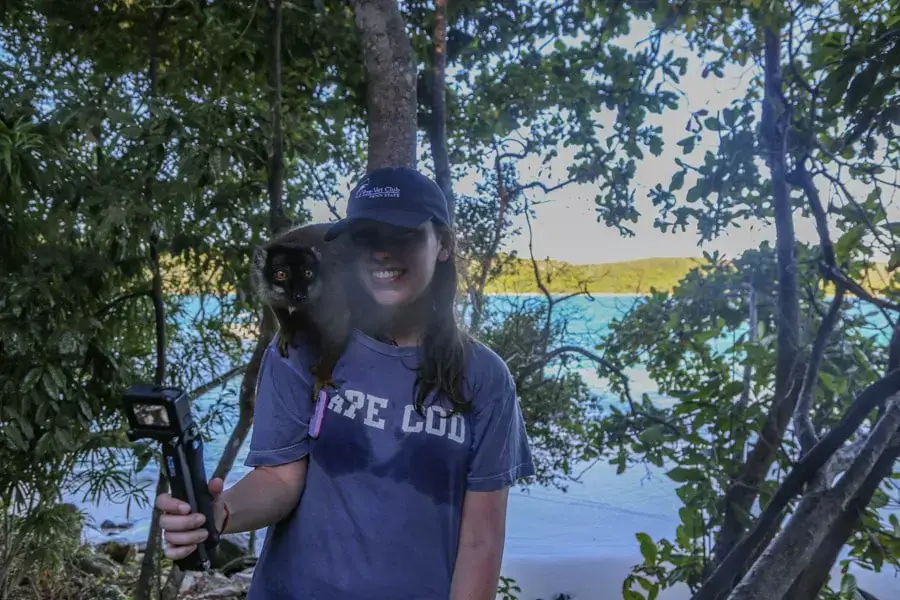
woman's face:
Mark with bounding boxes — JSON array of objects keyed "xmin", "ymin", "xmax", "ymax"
[{"xmin": 348, "ymin": 219, "xmax": 448, "ymax": 309}]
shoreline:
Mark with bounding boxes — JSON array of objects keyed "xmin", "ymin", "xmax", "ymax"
[
  {"xmin": 485, "ymin": 291, "xmax": 647, "ymax": 297},
  {"xmin": 498, "ymin": 554, "xmax": 899, "ymax": 600}
]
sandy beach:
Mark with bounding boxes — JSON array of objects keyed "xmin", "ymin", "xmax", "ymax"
[{"xmin": 497, "ymin": 554, "xmax": 899, "ymax": 599}]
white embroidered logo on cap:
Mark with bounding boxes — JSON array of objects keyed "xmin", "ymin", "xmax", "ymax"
[{"xmin": 355, "ymin": 182, "xmax": 401, "ymax": 199}]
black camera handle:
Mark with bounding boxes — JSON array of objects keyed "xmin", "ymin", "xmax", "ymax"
[{"xmin": 162, "ymin": 422, "xmax": 220, "ymax": 571}]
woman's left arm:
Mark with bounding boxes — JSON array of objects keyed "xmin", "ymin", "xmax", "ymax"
[
  {"xmin": 451, "ymin": 356, "xmax": 536, "ymax": 600},
  {"xmin": 450, "ymin": 488, "xmax": 510, "ymax": 600}
]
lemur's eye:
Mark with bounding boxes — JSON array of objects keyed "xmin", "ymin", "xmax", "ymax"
[
  {"xmin": 273, "ymin": 269, "xmax": 288, "ymax": 281},
  {"xmin": 304, "ymin": 269, "xmax": 314, "ymax": 279}
]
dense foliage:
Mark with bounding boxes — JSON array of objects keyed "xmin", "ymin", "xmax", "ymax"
[{"xmin": 1, "ymin": 0, "xmax": 898, "ymax": 599}]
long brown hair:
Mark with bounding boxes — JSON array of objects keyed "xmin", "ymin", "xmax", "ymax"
[{"xmin": 413, "ymin": 223, "xmax": 472, "ymax": 414}]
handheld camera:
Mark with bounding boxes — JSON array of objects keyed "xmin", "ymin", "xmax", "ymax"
[{"xmin": 122, "ymin": 384, "xmax": 219, "ymax": 571}]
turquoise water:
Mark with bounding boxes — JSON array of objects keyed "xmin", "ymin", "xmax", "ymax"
[{"xmin": 72, "ymin": 293, "xmax": 898, "ymax": 566}]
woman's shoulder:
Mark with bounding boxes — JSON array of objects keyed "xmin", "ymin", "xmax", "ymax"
[
  {"xmin": 462, "ymin": 337, "xmax": 515, "ymax": 398},
  {"xmin": 266, "ymin": 333, "xmax": 317, "ymax": 375}
]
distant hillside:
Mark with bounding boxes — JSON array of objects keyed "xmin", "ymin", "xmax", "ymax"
[
  {"xmin": 484, "ymin": 256, "xmax": 705, "ymax": 295},
  {"xmin": 484, "ymin": 256, "xmax": 896, "ymax": 295}
]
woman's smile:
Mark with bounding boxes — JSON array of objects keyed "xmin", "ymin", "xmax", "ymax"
[{"xmin": 371, "ymin": 267, "xmax": 407, "ymax": 282}]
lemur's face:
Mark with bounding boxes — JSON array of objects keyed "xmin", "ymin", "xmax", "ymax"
[{"xmin": 265, "ymin": 244, "xmax": 321, "ymax": 307}]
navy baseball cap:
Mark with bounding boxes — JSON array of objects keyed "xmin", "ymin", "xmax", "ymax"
[{"xmin": 323, "ymin": 167, "xmax": 450, "ymax": 241}]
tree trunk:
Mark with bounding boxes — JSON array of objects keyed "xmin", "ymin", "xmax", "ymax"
[
  {"xmin": 727, "ymin": 395, "xmax": 900, "ymax": 600},
  {"xmin": 710, "ymin": 24, "xmax": 803, "ymax": 583},
  {"xmin": 427, "ymin": 0, "xmax": 455, "ymax": 218},
  {"xmin": 213, "ymin": 0, "xmax": 285, "ymax": 481},
  {"xmin": 213, "ymin": 309, "xmax": 275, "ymax": 480},
  {"xmin": 469, "ymin": 155, "xmax": 512, "ymax": 332},
  {"xmin": 135, "ymin": 12, "xmax": 167, "ymax": 599},
  {"xmin": 349, "ymin": 0, "xmax": 417, "ymax": 171},
  {"xmin": 267, "ymin": 0, "xmax": 288, "ymax": 235},
  {"xmin": 784, "ymin": 429, "xmax": 900, "ymax": 599},
  {"xmin": 785, "ymin": 325, "xmax": 900, "ymax": 598}
]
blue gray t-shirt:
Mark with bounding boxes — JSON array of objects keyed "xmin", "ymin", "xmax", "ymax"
[{"xmin": 243, "ymin": 329, "xmax": 535, "ymax": 599}]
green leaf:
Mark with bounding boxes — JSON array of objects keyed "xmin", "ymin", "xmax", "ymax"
[
  {"xmin": 41, "ymin": 372, "xmax": 59, "ymax": 399},
  {"xmin": 723, "ymin": 108, "xmax": 736, "ymax": 127},
  {"xmin": 845, "ymin": 61, "xmax": 881, "ymax": 112},
  {"xmin": 721, "ymin": 380, "xmax": 744, "ymax": 397},
  {"xmin": 677, "ymin": 483, "xmax": 698, "ymax": 505},
  {"xmin": 639, "ymin": 424, "xmax": 666, "ymax": 444},
  {"xmin": 670, "ymin": 170, "xmax": 685, "ymax": 192},
  {"xmin": 834, "ymin": 225, "xmax": 865, "ymax": 260},
  {"xmin": 22, "ymin": 367, "xmax": 42, "ymax": 392},
  {"xmin": 47, "ymin": 364, "xmax": 67, "ymax": 393},
  {"xmin": 888, "ymin": 249, "xmax": 900, "ymax": 273},
  {"xmin": 703, "ymin": 116, "xmax": 722, "ymax": 131},
  {"xmin": 636, "ymin": 532, "xmax": 658, "ymax": 564},
  {"xmin": 35, "ymin": 432, "xmax": 53, "ymax": 457},
  {"xmin": 686, "ymin": 185, "xmax": 702, "ymax": 204},
  {"xmin": 840, "ymin": 572, "xmax": 858, "ymax": 595},
  {"xmin": 5, "ymin": 423, "xmax": 26, "ymax": 450},
  {"xmin": 78, "ymin": 399, "xmax": 93, "ymax": 421},
  {"xmin": 679, "ymin": 506, "xmax": 701, "ymax": 535},
  {"xmin": 55, "ymin": 428, "xmax": 73, "ymax": 450},
  {"xmin": 667, "ymin": 466, "xmax": 704, "ymax": 483},
  {"xmin": 822, "ymin": 62, "xmax": 858, "ymax": 107},
  {"xmin": 677, "ymin": 136, "xmax": 696, "ymax": 154}
]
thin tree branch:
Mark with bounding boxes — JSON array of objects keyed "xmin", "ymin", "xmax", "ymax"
[
  {"xmin": 793, "ymin": 287, "xmax": 845, "ymax": 458},
  {"xmin": 95, "ymin": 289, "xmax": 152, "ymax": 318},
  {"xmin": 136, "ymin": 8, "xmax": 169, "ymax": 598},
  {"xmin": 823, "ymin": 264, "xmax": 900, "ymax": 314},
  {"xmin": 737, "ymin": 283, "xmax": 757, "ymax": 412},
  {"xmin": 187, "ymin": 364, "xmax": 248, "ymax": 402},
  {"xmin": 521, "ymin": 345, "xmax": 680, "ymax": 435},
  {"xmin": 306, "ymin": 162, "xmax": 343, "ymax": 221},
  {"xmin": 267, "ymin": 0, "xmax": 287, "ymax": 234},
  {"xmin": 428, "ymin": 0, "xmax": 455, "ymax": 218}
]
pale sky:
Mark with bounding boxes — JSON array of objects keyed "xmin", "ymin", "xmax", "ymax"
[{"xmin": 308, "ymin": 20, "xmax": 897, "ymax": 265}]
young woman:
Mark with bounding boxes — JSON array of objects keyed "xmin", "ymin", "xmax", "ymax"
[{"xmin": 156, "ymin": 167, "xmax": 535, "ymax": 599}]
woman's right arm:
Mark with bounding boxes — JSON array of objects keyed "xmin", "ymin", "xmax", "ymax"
[
  {"xmin": 220, "ymin": 460, "xmax": 307, "ymax": 533},
  {"xmin": 158, "ymin": 338, "xmax": 316, "ymax": 560},
  {"xmin": 157, "ymin": 460, "xmax": 306, "ymax": 560}
]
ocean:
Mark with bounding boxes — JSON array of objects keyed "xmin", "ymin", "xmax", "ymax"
[{"xmin": 68, "ymin": 293, "xmax": 900, "ymax": 597}]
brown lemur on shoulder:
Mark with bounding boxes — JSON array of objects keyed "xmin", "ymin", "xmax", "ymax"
[{"xmin": 250, "ymin": 222, "xmax": 353, "ymax": 401}]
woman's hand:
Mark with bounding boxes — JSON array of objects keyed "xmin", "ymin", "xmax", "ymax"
[{"xmin": 156, "ymin": 477, "xmax": 227, "ymax": 561}]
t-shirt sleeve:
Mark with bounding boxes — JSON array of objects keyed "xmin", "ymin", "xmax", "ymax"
[
  {"xmin": 244, "ymin": 338, "xmax": 315, "ymax": 467},
  {"xmin": 467, "ymin": 361, "xmax": 536, "ymax": 492}
]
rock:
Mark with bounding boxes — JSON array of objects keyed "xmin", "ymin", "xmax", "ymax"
[
  {"xmin": 77, "ymin": 552, "xmax": 120, "ymax": 577},
  {"xmin": 180, "ymin": 570, "xmax": 202, "ymax": 593},
  {"xmin": 196, "ymin": 587, "xmax": 247, "ymax": 599},
  {"xmin": 83, "ymin": 582, "xmax": 128, "ymax": 600},
  {"xmin": 180, "ymin": 569, "xmax": 250, "ymax": 600},
  {"xmin": 100, "ymin": 519, "xmax": 133, "ymax": 531},
  {"xmin": 220, "ymin": 555, "xmax": 257, "ymax": 577},
  {"xmin": 83, "ymin": 517, "xmax": 149, "ymax": 552},
  {"xmin": 97, "ymin": 540, "xmax": 136, "ymax": 564},
  {"xmin": 230, "ymin": 568, "xmax": 255, "ymax": 587},
  {"xmin": 211, "ymin": 532, "xmax": 252, "ymax": 571}
]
